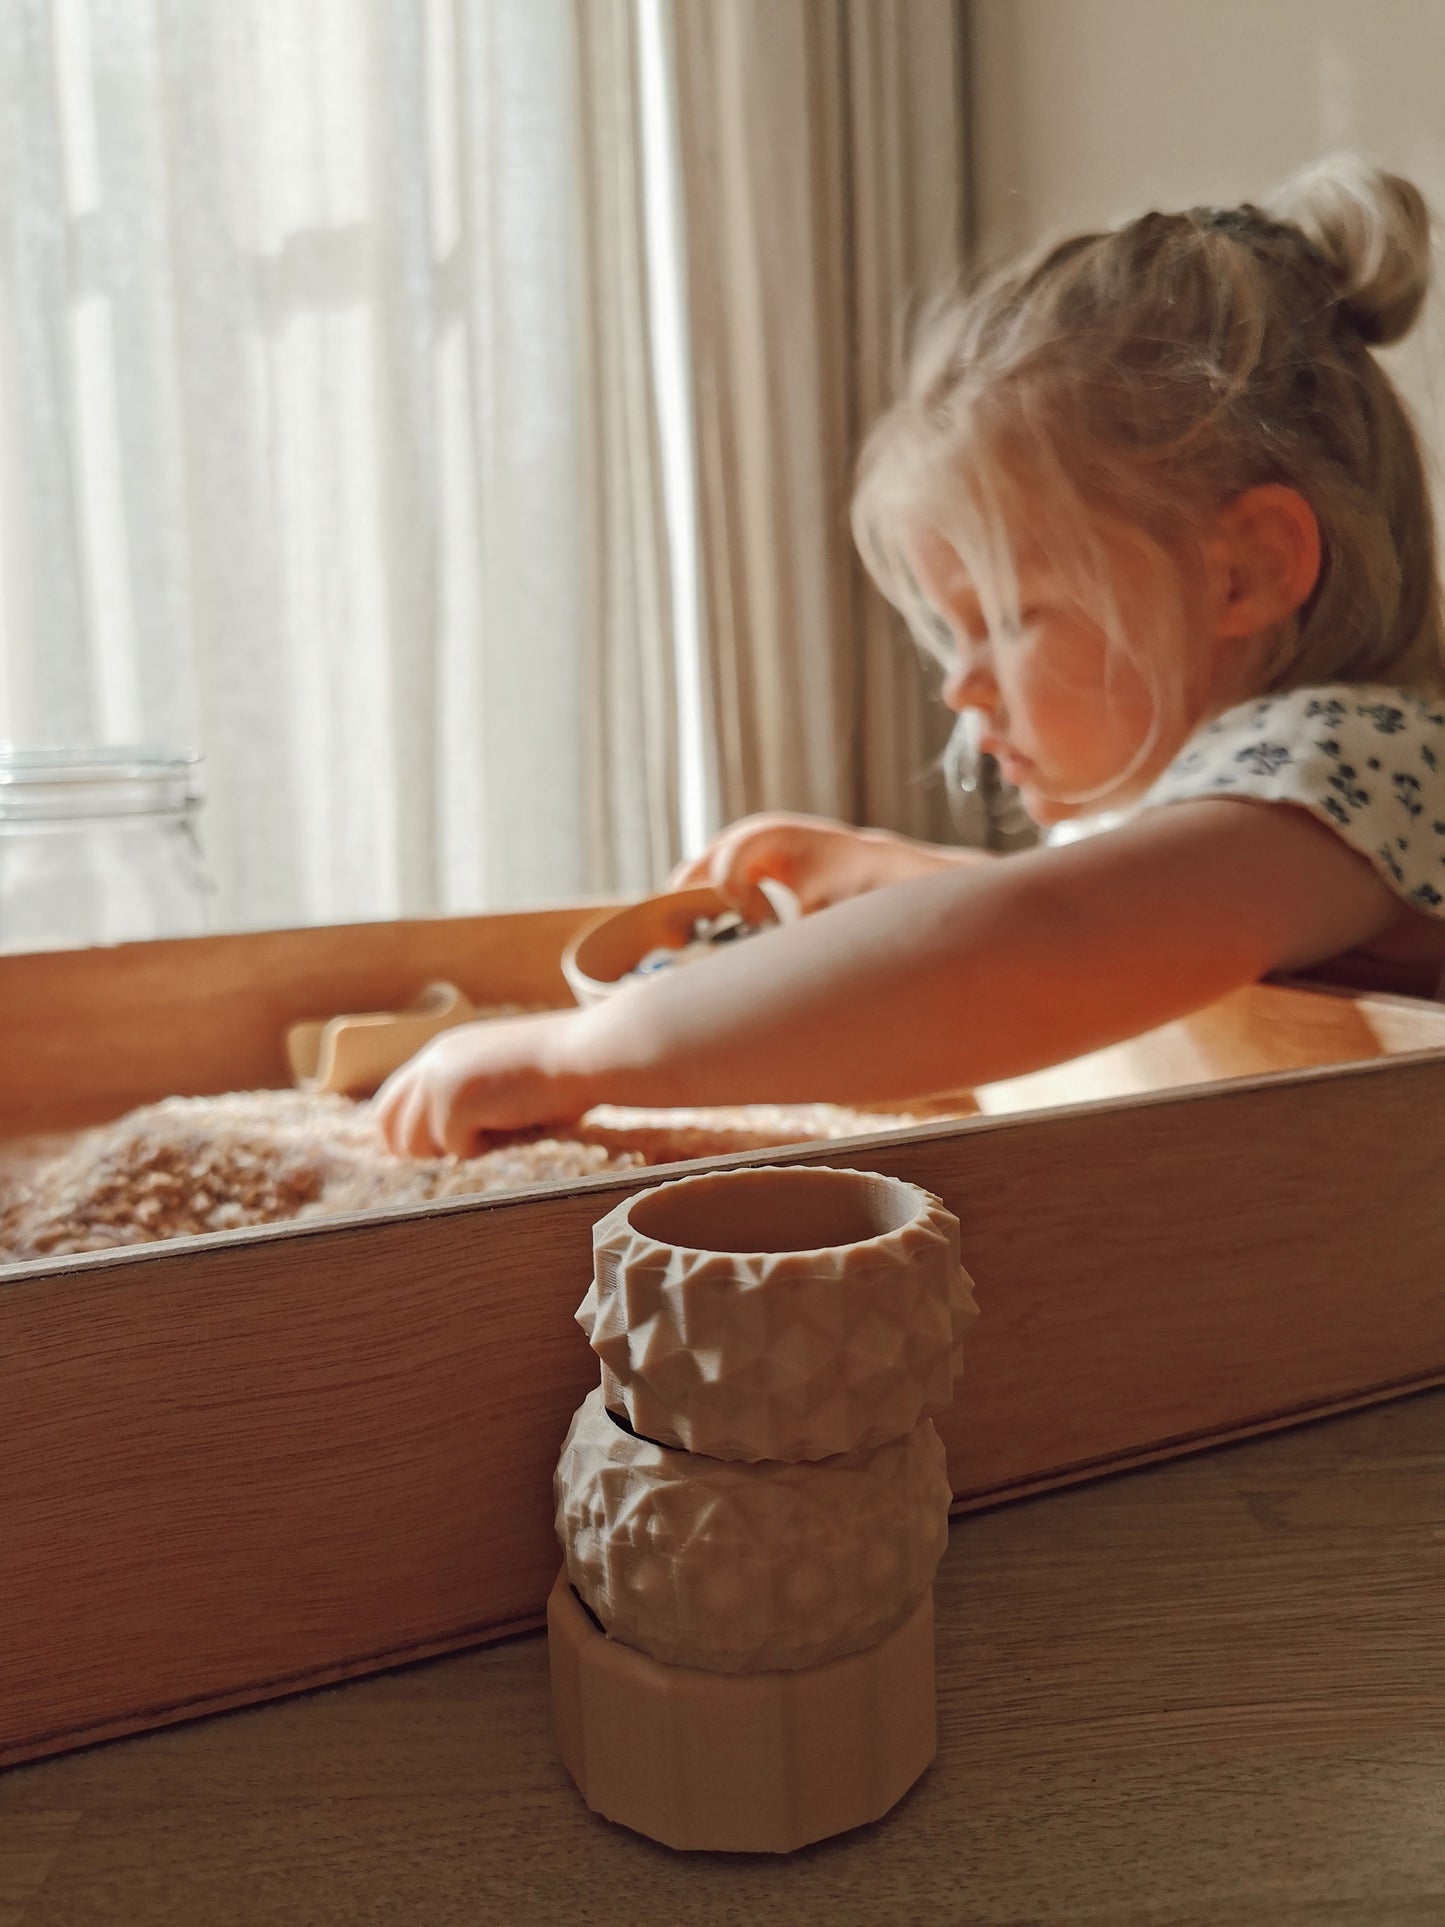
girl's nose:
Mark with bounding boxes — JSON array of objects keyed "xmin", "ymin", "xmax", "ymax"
[{"xmin": 942, "ymin": 652, "xmax": 997, "ymax": 714}]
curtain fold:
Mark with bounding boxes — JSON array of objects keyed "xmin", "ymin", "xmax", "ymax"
[
  {"xmin": 667, "ymin": 0, "xmax": 978, "ymax": 846},
  {"xmin": 575, "ymin": 0, "xmax": 682, "ymax": 893}
]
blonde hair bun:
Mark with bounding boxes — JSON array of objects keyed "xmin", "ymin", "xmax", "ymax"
[{"xmin": 1269, "ymin": 154, "xmax": 1432, "ymax": 347}]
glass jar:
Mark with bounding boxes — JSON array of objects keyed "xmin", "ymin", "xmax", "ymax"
[{"xmin": 0, "ymin": 747, "xmax": 215, "ymax": 953}]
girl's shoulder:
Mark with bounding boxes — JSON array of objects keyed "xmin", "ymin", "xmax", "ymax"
[{"xmin": 1141, "ymin": 683, "xmax": 1445, "ymax": 917}]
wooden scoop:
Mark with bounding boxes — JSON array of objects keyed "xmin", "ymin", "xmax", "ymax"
[{"xmin": 285, "ymin": 981, "xmax": 477, "ymax": 1097}]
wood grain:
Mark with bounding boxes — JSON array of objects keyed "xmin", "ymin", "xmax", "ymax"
[
  {"xmin": 1, "ymin": 1393, "xmax": 1440, "ymax": 1926},
  {"xmin": 977, "ymin": 978, "xmax": 1445, "ymax": 1111},
  {"xmin": 6, "ymin": 1040, "xmax": 1445, "ymax": 1770},
  {"xmin": 5, "ymin": 917, "xmax": 1445, "ymax": 1774},
  {"xmin": 0, "ymin": 905, "xmax": 607, "ymax": 1133}
]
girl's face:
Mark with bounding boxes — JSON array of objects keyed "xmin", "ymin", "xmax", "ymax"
[{"xmin": 908, "ymin": 522, "xmax": 1190, "ymax": 825}]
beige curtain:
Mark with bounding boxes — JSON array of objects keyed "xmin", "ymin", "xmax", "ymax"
[{"xmin": 668, "ymin": 0, "xmax": 975, "ymax": 845}]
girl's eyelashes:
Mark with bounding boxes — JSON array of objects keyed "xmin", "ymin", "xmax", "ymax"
[
  {"xmin": 926, "ymin": 595, "xmax": 1045, "ymax": 653},
  {"xmin": 989, "ymin": 608, "xmax": 1042, "ymax": 645},
  {"xmin": 920, "ymin": 607, "xmax": 955, "ymax": 654}
]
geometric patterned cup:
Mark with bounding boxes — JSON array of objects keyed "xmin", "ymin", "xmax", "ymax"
[
  {"xmin": 577, "ymin": 1165, "xmax": 977, "ymax": 1461},
  {"xmin": 556, "ymin": 1385, "xmax": 952, "ymax": 1672},
  {"xmin": 550, "ymin": 1165, "xmax": 976, "ymax": 1852}
]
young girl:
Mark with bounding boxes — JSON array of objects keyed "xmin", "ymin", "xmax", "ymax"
[{"xmin": 378, "ymin": 155, "xmax": 1445, "ymax": 1158}]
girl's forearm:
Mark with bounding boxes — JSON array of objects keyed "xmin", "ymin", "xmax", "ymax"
[
  {"xmin": 377, "ymin": 800, "xmax": 1394, "ymax": 1152},
  {"xmin": 857, "ymin": 828, "xmax": 994, "ymax": 885},
  {"xmin": 564, "ymin": 806, "xmax": 1347, "ymax": 1113},
  {"xmin": 563, "ymin": 862, "xmax": 1079, "ymax": 1109}
]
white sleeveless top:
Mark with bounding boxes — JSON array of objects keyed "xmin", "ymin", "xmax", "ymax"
[{"xmin": 1140, "ymin": 683, "xmax": 1445, "ymax": 918}]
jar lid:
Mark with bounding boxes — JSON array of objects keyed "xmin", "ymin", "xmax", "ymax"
[{"xmin": 0, "ymin": 746, "xmax": 203, "ymax": 821}]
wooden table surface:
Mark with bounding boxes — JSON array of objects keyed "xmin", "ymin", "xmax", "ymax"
[{"xmin": 3, "ymin": 1391, "xmax": 1443, "ymax": 1927}]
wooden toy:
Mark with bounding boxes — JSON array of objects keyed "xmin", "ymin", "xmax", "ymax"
[
  {"xmin": 3, "ymin": 907, "xmax": 1445, "ymax": 1771},
  {"xmin": 284, "ymin": 979, "xmax": 479, "ymax": 1096},
  {"xmin": 561, "ymin": 880, "xmax": 798, "ymax": 1005},
  {"xmin": 555, "ymin": 1386, "xmax": 952, "ymax": 1673},
  {"xmin": 550, "ymin": 1165, "xmax": 972, "ymax": 1850},
  {"xmin": 578, "ymin": 1166, "xmax": 973, "ymax": 1460},
  {"xmin": 546, "ymin": 1577, "xmax": 937, "ymax": 1855},
  {"xmin": 561, "ymin": 885, "xmax": 739, "ymax": 1004}
]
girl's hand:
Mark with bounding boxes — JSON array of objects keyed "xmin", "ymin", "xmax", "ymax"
[
  {"xmin": 668, "ymin": 812, "xmax": 987, "ymax": 920},
  {"xmin": 372, "ymin": 1011, "xmax": 595, "ymax": 1158}
]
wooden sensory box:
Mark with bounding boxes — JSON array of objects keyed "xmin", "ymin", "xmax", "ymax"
[{"xmin": 4, "ymin": 904, "xmax": 1445, "ymax": 1771}]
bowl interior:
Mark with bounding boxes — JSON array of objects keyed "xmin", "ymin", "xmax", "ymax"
[
  {"xmin": 562, "ymin": 886, "xmax": 729, "ymax": 1004},
  {"xmin": 627, "ymin": 1166, "xmax": 920, "ymax": 1254}
]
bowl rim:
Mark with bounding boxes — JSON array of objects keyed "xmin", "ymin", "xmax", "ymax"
[{"xmin": 560, "ymin": 884, "xmax": 729, "ymax": 1002}]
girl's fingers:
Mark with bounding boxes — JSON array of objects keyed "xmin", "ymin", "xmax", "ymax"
[
  {"xmin": 372, "ymin": 1076, "xmax": 407, "ymax": 1153},
  {"xmin": 390, "ymin": 1085, "xmax": 420, "ymax": 1157},
  {"xmin": 441, "ymin": 1104, "xmax": 481, "ymax": 1160},
  {"xmin": 699, "ymin": 833, "xmax": 770, "ymax": 917},
  {"xmin": 733, "ymin": 874, "xmax": 781, "ymax": 926},
  {"xmin": 666, "ymin": 851, "xmax": 710, "ymax": 889},
  {"xmin": 401, "ymin": 1082, "xmax": 440, "ymax": 1159},
  {"xmin": 669, "ymin": 819, "xmax": 788, "ymax": 899},
  {"xmin": 376, "ymin": 1076, "xmax": 478, "ymax": 1161}
]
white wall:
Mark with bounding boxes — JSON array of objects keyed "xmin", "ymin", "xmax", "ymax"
[{"xmin": 972, "ymin": 0, "xmax": 1445, "ymax": 452}]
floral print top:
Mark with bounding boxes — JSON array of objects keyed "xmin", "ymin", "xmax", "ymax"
[{"xmin": 1140, "ymin": 683, "xmax": 1445, "ymax": 917}]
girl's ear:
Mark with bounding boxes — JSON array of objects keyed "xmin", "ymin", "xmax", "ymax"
[{"xmin": 1204, "ymin": 485, "xmax": 1322, "ymax": 639}]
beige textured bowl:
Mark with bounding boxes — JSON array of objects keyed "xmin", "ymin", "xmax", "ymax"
[
  {"xmin": 547, "ymin": 1572, "xmax": 937, "ymax": 1853},
  {"xmin": 555, "ymin": 1387, "xmax": 951, "ymax": 1672},
  {"xmin": 577, "ymin": 1165, "xmax": 977, "ymax": 1463},
  {"xmin": 561, "ymin": 886, "xmax": 733, "ymax": 1007}
]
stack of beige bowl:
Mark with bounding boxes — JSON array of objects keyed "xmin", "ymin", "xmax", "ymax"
[{"xmin": 549, "ymin": 1162, "xmax": 979, "ymax": 1853}]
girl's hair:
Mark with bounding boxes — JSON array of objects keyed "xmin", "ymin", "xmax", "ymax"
[{"xmin": 853, "ymin": 155, "xmax": 1445, "ymax": 803}]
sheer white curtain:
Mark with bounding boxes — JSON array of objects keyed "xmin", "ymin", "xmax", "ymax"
[
  {"xmin": 0, "ymin": 1, "xmax": 976, "ymax": 939},
  {"xmin": 0, "ymin": 0, "xmax": 677, "ymax": 931}
]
